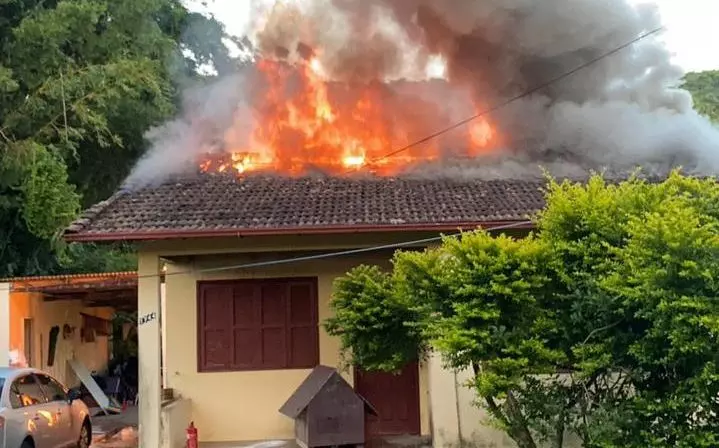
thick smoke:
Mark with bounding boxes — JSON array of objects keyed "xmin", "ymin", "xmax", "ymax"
[
  {"xmin": 123, "ymin": 74, "xmax": 256, "ymax": 189},
  {"xmin": 124, "ymin": 0, "xmax": 719, "ymax": 188}
]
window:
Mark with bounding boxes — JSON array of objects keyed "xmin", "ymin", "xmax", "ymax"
[
  {"xmin": 198, "ymin": 278, "xmax": 319, "ymax": 372},
  {"xmin": 36, "ymin": 374, "xmax": 68, "ymax": 402},
  {"xmin": 12, "ymin": 375, "xmax": 47, "ymax": 408}
]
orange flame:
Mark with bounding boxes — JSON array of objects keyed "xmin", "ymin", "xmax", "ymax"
[{"xmin": 200, "ymin": 54, "xmax": 497, "ymax": 176}]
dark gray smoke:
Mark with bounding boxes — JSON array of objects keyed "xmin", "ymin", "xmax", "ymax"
[
  {"xmin": 252, "ymin": 0, "xmax": 719, "ymax": 174},
  {"xmin": 124, "ymin": 0, "xmax": 719, "ymax": 188}
]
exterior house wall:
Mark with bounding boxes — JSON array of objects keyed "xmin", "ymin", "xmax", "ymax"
[
  {"xmin": 141, "ymin": 230, "xmax": 528, "ymax": 446},
  {"xmin": 429, "ymin": 355, "xmax": 584, "ymax": 448},
  {"xmin": 161, "ymin": 251, "xmax": 430, "ymax": 443},
  {"xmin": 6, "ymin": 290, "xmax": 113, "ymax": 387},
  {"xmin": 428, "ymin": 353, "xmax": 516, "ymax": 448}
]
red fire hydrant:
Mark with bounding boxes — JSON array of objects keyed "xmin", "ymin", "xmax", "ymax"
[{"xmin": 186, "ymin": 421, "xmax": 198, "ymax": 448}]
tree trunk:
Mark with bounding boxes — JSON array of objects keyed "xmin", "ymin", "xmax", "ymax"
[
  {"xmin": 472, "ymin": 363, "xmax": 537, "ymax": 448},
  {"xmin": 503, "ymin": 392, "xmax": 538, "ymax": 448},
  {"xmin": 553, "ymin": 411, "xmax": 566, "ymax": 448}
]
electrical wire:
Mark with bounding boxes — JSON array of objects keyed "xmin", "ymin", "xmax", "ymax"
[
  {"xmin": 371, "ymin": 26, "xmax": 665, "ymax": 165},
  {"xmin": 162, "ymin": 219, "xmax": 532, "ymax": 278},
  {"xmin": 5, "ymin": 22, "xmax": 662, "ymax": 293},
  {"xmin": 0, "ymin": 220, "xmax": 533, "ymax": 292},
  {"xmin": 1, "ymin": 27, "xmax": 665, "ymax": 293}
]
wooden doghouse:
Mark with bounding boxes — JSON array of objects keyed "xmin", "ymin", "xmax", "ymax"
[{"xmin": 280, "ymin": 365, "xmax": 377, "ymax": 448}]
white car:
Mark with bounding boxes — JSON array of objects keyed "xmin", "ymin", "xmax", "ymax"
[{"xmin": 0, "ymin": 367, "xmax": 91, "ymax": 448}]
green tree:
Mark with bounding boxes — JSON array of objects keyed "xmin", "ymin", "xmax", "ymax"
[
  {"xmin": 326, "ymin": 171, "xmax": 719, "ymax": 448},
  {"xmin": 0, "ymin": 0, "xmax": 240, "ymax": 276},
  {"xmin": 683, "ymin": 70, "xmax": 719, "ymax": 122}
]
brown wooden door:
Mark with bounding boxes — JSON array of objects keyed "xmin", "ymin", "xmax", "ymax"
[{"xmin": 355, "ymin": 362, "xmax": 421, "ymax": 437}]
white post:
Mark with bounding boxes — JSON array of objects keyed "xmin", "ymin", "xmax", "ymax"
[
  {"xmin": 137, "ymin": 254, "xmax": 162, "ymax": 448},
  {"xmin": 0, "ymin": 282, "xmax": 10, "ymax": 367},
  {"xmin": 427, "ymin": 352, "xmax": 462, "ymax": 447},
  {"xmin": 161, "ymin": 282, "xmax": 167, "ymax": 389}
]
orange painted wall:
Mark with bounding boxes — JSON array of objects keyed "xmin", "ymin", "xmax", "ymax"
[
  {"xmin": 7, "ymin": 273, "xmax": 131, "ymax": 385},
  {"xmin": 8, "ymin": 291, "xmax": 31, "ymax": 360}
]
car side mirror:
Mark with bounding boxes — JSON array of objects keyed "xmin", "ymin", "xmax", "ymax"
[{"xmin": 67, "ymin": 388, "xmax": 82, "ymax": 402}]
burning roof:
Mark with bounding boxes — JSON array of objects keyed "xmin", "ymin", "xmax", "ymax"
[
  {"xmin": 64, "ymin": 173, "xmax": 543, "ymax": 242},
  {"xmin": 80, "ymin": 1, "xmax": 719, "ymax": 244},
  {"xmin": 121, "ymin": 0, "xmax": 719, "ymax": 191}
]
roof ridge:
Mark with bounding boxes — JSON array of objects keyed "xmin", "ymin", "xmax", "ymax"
[{"xmin": 65, "ymin": 189, "xmax": 130, "ymax": 235}]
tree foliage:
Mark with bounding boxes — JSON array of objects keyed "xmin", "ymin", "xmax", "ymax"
[
  {"xmin": 0, "ymin": 0, "xmax": 241, "ymax": 276},
  {"xmin": 326, "ymin": 171, "xmax": 719, "ymax": 447},
  {"xmin": 683, "ymin": 70, "xmax": 719, "ymax": 122}
]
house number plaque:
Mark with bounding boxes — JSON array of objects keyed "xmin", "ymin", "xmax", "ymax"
[{"xmin": 139, "ymin": 312, "xmax": 157, "ymax": 326}]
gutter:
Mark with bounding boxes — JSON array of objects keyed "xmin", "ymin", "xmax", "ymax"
[{"xmin": 64, "ymin": 220, "xmax": 535, "ymax": 243}]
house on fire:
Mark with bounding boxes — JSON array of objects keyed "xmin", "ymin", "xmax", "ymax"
[{"xmin": 63, "ymin": 173, "xmax": 546, "ymax": 448}]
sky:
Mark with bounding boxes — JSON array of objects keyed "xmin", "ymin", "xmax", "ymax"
[{"xmin": 188, "ymin": 0, "xmax": 719, "ymax": 73}]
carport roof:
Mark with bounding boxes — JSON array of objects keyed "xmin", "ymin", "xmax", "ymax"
[
  {"xmin": 4, "ymin": 271, "xmax": 140, "ymax": 311},
  {"xmin": 4, "ymin": 271, "xmax": 137, "ymax": 289}
]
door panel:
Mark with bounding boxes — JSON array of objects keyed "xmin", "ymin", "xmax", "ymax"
[
  {"xmin": 12, "ymin": 374, "xmax": 54, "ymax": 448},
  {"xmin": 36, "ymin": 374, "xmax": 74, "ymax": 447},
  {"xmin": 355, "ymin": 362, "xmax": 421, "ymax": 437}
]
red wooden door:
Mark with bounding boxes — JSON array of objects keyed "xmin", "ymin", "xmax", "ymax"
[{"xmin": 355, "ymin": 362, "xmax": 421, "ymax": 437}]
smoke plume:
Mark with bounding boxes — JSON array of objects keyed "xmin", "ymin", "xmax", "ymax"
[{"xmin": 124, "ymin": 0, "xmax": 719, "ymax": 189}]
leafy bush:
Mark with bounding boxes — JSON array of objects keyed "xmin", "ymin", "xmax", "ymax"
[{"xmin": 326, "ymin": 171, "xmax": 719, "ymax": 447}]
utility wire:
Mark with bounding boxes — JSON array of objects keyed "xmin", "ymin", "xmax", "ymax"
[
  {"xmin": 371, "ymin": 26, "xmax": 665, "ymax": 165},
  {"xmin": 1, "ymin": 220, "xmax": 533, "ymax": 293},
  {"xmin": 162, "ymin": 219, "xmax": 532, "ymax": 278},
  {"xmin": 3, "ymin": 28, "xmax": 664, "ymax": 293},
  {"xmin": 5, "ymin": 25, "xmax": 659, "ymax": 293}
]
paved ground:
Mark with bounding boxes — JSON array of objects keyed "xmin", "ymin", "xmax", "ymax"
[
  {"xmin": 198, "ymin": 435, "xmax": 431, "ymax": 448},
  {"xmin": 90, "ymin": 406, "xmax": 138, "ymax": 448},
  {"xmin": 90, "ymin": 427, "xmax": 138, "ymax": 448},
  {"xmin": 84, "ymin": 406, "xmax": 430, "ymax": 448}
]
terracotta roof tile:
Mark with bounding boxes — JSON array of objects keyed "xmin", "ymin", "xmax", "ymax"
[
  {"xmin": 64, "ymin": 174, "xmax": 547, "ymax": 241},
  {"xmin": 1, "ymin": 271, "xmax": 137, "ymax": 283}
]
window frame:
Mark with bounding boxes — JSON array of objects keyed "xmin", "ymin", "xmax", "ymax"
[
  {"xmin": 196, "ymin": 277, "xmax": 320, "ymax": 373},
  {"xmin": 35, "ymin": 373, "xmax": 68, "ymax": 402}
]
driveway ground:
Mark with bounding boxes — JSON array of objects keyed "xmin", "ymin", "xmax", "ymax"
[{"xmin": 90, "ymin": 406, "xmax": 138, "ymax": 448}]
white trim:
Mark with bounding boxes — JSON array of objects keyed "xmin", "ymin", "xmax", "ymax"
[{"xmin": 0, "ymin": 283, "xmax": 10, "ymax": 367}]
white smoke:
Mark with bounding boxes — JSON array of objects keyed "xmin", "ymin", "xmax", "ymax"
[
  {"xmin": 124, "ymin": 0, "xmax": 719, "ymax": 188},
  {"xmin": 123, "ymin": 74, "xmax": 256, "ymax": 190}
]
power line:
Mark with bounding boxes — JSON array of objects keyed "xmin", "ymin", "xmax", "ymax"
[
  {"xmin": 2, "ymin": 28, "xmax": 664, "ymax": 294},
  {"xmin": 5, "ymin": 26, "xmax": 658, "ymax": 294},
  {"xmin": 163, "ymin": 219, "xmax": 532, "ymax": 278},
  {"xmin": 1, "ymin": 220, "xmax": 533, "ymax": 293},
  {"xmin": 371, "ymin": 26, "xmax": 665, "ymax": 165}
]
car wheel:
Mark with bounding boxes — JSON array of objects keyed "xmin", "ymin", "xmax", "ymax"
[{"xmin": 77, "ymin": 421, "xmax": 91, "ymax": 448}]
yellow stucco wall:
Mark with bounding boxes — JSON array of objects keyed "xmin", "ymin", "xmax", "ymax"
[
  {"xmin": 428, "ymin": 356, "xmax": 585, "ymax": 448},
  {"xmin": 160, "ymin": 250, "xmax": 431, "ymax": 443},
  {"xmin": 8, "ymin": 291, "xmax": 113, "ymax": 387},
  {"xmin": 138, "ymin": 230, "xmax": 534, "ymax": 446}
]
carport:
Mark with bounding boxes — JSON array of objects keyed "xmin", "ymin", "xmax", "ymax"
[{"xmin": 0, "ymin": 272, "xmax": 138, "ymax": 390}]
